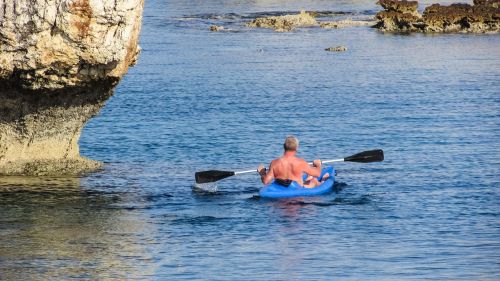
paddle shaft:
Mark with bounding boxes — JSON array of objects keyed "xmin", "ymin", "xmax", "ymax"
[
  {"xmin": 195, "ymin": 149, "xmax": 383, "ymax": 184},
  {"xmin": 233, "ymin": 158, "xmax": 344, "ymax": 175}
]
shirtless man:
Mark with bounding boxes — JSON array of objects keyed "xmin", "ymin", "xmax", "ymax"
[{"xmin": 257, "ymin": 136, "xmax": 329, "ymax": 188}]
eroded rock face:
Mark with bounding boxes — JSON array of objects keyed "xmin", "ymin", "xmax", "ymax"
[
  {"xmin": 0, "ymin": 0, "xmax": 144, "ymax": 176},
  {"xmin": 246, "ymin": 11, "xmax": 318, "ymax": 32},
  {"xmin": 375, "ymin": 0, "xmax": 500, "ymax": 32}
]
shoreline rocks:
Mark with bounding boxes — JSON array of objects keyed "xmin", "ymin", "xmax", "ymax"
[
  {"xmin": 375, "ymin": 0, "xmax": 500, "ymax": 32},
  {"xmin": 0, "ymin": 0, "xmax": 145, "ymax": 176},
  {"xmin": 246, "ymin": 11, "xmax": 318, "ymax": 32}
]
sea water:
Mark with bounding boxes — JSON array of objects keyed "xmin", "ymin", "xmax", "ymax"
[{"xmin": 1, "ymin": 0, "xmax": 499, "ymax": 280}]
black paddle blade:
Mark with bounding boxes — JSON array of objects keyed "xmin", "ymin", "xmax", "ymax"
[
  {"xmin": 344, "ymin": 149, "xmax": 384, "ymax": 163},
  {"xmin": 195, "ymin": 170, "xmax": 235, "ymax": 184}
]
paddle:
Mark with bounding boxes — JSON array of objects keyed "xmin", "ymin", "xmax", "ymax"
[{"xmin": 195, "ymin": 149, "xmax": 384, "ymax": 184}]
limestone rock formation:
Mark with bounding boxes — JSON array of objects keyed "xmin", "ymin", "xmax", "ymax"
[
  {"xmin": 378, "ymin": 0, "xmax": 420, "ymax": 17},
  {"xmin": 0, "ymin": 0, "xmax": 144, "ymax": 176},
  {"xmin": 422, "ymin": 3, "xmax": 500, "ymax": 32},
  {"xmin": 375, "ymin": 0, "xmax": 423, "ymax": 31},
  {"xmin": 246, "ymin": 11, "xmax": 318, "ymax": 32},
  {"xmin": 375, "ymin": 0, "xmax": 500, "ymax": 32}
]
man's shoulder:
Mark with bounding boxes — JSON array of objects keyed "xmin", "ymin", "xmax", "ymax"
[
  {"xmin": 293, "ymin": 157, "xmax": 307, "ymax": 165},
  {"xmin": 296, "ymin": 156, "xmax": 306, "ymax": 161}
]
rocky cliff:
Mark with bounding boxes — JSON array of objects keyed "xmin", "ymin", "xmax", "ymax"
[
  {"xmin": 375, "ymin": 0, "xmax": 500, "ymax": 32},
  {"xmin": 0, "ymin": 0, "xmax": 144, "ymax": 175}
]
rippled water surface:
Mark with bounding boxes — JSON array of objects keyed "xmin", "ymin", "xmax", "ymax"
[{"xmin": 1, "ymin": 0, "xmax": 499, "ymax": 280}]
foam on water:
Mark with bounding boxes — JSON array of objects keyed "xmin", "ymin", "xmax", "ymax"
[{"xmin": 192, "ymin": 182, "xmax": 220, "ymax": 194}]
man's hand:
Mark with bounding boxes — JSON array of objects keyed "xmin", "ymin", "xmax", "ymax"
[
  {"xmin": 257, "ymin": 164, "xmax": 266, "ymax": 175},
  {"xmin": 313, "ymin": 159, "xmax": 322, "ymax": 167}
]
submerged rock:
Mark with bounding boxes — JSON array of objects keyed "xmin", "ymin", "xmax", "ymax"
[
  {"xmin": 375, "ymin": 0, "xmax": 500, "ymax": 32},
  {"xmin": 0, "ymin": 0, "xmax": 145, "ymax": 176},
  {"xmin": 246, "ymin": 11, "xmax": 318, "ymax": 32},
  {"xmin": 320, "ymin": 19, "xmax": 376, "ymax": 29},
  {"xmin": 325, "ymin": 46, "xmax": 348, "ymax": 52}
]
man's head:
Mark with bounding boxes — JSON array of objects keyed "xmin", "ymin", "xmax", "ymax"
[{"xmin": 283, "ymin": 136, "xmax": 299, "ymax": 152}]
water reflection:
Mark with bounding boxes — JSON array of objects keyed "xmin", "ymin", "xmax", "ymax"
[{"xmin": 0, "ymin": 176, "xmax": 157, "ymax": 280}]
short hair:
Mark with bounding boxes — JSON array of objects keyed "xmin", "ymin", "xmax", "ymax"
[{"xmin": 283, "ymin": 136, "xmax": 299, "ymax": 151}]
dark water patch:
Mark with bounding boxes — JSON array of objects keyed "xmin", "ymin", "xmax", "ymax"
[
  {"xmin": 331, "ymin": 194, "xmax": 374, "ymax": 205},
  {"xmin": 142, "ymin": 192, "xmax": 174, "ymax": 202},
  {"xmin": 274, "ymin": 194, "xmax": 372, "ymax": 207},
  {"xmin": 170, "ymin": 215, "xmax": 234, "ymax": 225},
  {"xmin": 333, "ymin": 181, "xmax": 348, "ymax": 192}
]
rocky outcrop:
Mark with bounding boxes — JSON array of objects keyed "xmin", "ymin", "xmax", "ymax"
[
  {"xmin": 375, "ymin": 0, "xmax": 500, "ymax": 32},
  {"xmin": 210, "ymin": 25, "xmax": 225, "ymax": 31},
  {"xmin": 378, "ymin": 0, "xmax": 420, "ymax": 16},
  {"xmin": 246, "ymin": 11, "xmax": 318, "ymax": 32},
  {"xmin": 422, "ymin": 3, "xmax": 500, "ymax": 32},
  {"xmin": 375, "ymin": 0, "xmax": 424, "ymax": 31},
  {"xmin": 0, "ymin": 0, "xmax": 144, "ymax": 176},
  {"xmin": 325, "ymin": 46, "xmax": 348, "ymax": 52}
]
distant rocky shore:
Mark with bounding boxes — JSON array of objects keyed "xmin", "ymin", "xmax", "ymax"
[
  {"xmin": 241, "ymin": 0, "xmax": 499, "ymax": 33},
  {"xmin": 245, "ymin": 11, "xmax": 375, "ymax": 32},
  {"xmin": 375, "ymin": 0, "xmax": 500, "ymax": 32}
]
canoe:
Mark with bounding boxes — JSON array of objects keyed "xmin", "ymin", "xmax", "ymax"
[{"xmin": 259, "ymin": 166, "xmax": 335, "ymax": 199}]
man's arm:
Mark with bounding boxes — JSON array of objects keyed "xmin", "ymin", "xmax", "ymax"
[
  {"xmin": 258, "ymin": 161, "xmax": 275, "ymax": 185},
  {"xmin": 303, "ymin": 159, "xmax": 322, "ymax": 178}
]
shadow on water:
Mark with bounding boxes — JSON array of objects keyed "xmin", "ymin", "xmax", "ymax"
[{"xmin": 0, "ymin": 176, "xmax": 157, "ymax": 280}]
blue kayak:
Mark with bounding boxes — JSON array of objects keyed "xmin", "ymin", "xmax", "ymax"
[{"xmin": 259, "ymin": 166, "xmax": 335, "ymax": 199}]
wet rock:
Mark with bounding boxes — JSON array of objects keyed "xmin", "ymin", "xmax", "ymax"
[
  {"xmin": 374, "ymin": 0, "xmax": 500, "ymax": 33},
  {"xmin": 375, "ymin": 10, "xmax": 423, "ymax": 32},
  {"xmin": 473, "ymin": 0, "xmax": 500, "ymax": 8},
  {"xmin": 422, "ymin": 3, "xmax": 500, "ymax": 32},
  {"xmin": 320, "ymin": 19, "xmax": 376, "ymax": 29},
  {"xmin": 0, "ymin": 0, "xmax": 145, "ymax": 176},
  {"xmin": 246, "ymin": 11, "xmax": 318, "ymax": 32},
  {"xmin": 378, "ymin": 0, "xmax": 420, "ymax": 16},
  {"xmin": 210, "ymin": 25, "xmax": 225, "ymax": 31},
  {"xmin": 325, "ymin": 46, "xmax": 348, "ymax": 52}
]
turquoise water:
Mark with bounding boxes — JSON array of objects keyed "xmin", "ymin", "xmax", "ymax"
[{"xmin": 1, "ymin": 1, "xmax": 499, "ymax": 280}]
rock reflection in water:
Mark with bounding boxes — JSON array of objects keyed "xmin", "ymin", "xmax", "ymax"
[{"xmin": 0, "ymin": 177, "xmax": 157, "ymax": 280}]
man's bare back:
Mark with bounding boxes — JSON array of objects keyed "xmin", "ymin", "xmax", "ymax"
[{"xmin": 257, "ymin": 136, "xmax": 329, "ymax": 188}]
